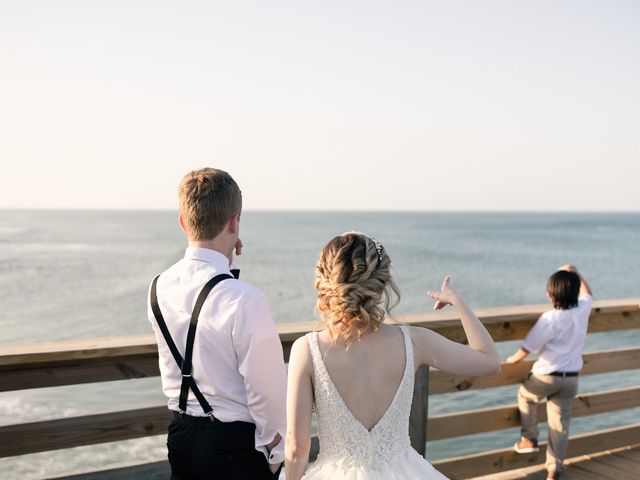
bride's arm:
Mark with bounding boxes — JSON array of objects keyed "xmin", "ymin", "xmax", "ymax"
[
  {"xmin": 285, "ymin": 336, "xmax": 314, "ymax": 480},
  {"xmin": 411, "ymin": 277, "xmax": 501, "ymax": 376}
]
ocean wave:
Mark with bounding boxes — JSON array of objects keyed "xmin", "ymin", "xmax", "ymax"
[
  {"xmin": 2, "ymin": 242, "xmax": 94, "ymax": 252},
  {"xmin": 0, "ymin": 396, "xmax": 81, "ymax": 426}
]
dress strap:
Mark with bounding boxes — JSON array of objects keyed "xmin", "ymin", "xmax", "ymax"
[
  {"xmin": 307, "ymin": 331, "xmax": 336, "ymax": 391},
  {"xmin": 399, "ymin": 325, "xmax": 414, "ymax": 379},
  {"xmin": 306, "ymin": 331, "xmax": 322, "ymax": 367}
]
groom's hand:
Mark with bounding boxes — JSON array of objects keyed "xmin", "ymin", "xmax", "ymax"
[
  {"xmin": 235, "ymin": 238, "xmax": 243, "ymax": 256},
  {"xmin": 228, "ymin": 238, "xmax": 243, "ymax": 265},
  {"xmin": 266, "ymin": 433, "xmax": 281, "ymax": 452},
  {"xmin": 266, "ymin": 433, "xmax": 282, "ymax": 474}
]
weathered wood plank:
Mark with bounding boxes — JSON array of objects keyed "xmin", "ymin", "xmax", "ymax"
[
  {"xmin": 0, "ymin": 334, "xmax": 158, "ymax": 366},
  {"xmin": 0, "ymin": 403, "xmax": 322, "ymax": 459},
  {"xmin": 279, "ymin": 299, "xmax": 640, "ymax": 348},
  {"xmin": 0, "ymin": 406, "xmax": 171, "ymax": 458},
  {"xmin": 432, "ymin": 423, "xmax": 640, "ymax": 479},
  {"xmin": 429, "ymin": 347, "xmax": 640, "ymax": 394},
  {"xmin": 428, "ymin": 386, "xmax": 640, "ymax": 440},
  {"xmin": 0, "ymin": 355, "xmax": 161, "ymax": 392},
  {"xmin": 616, "ymin": 447, "xmax": 640, "ymax": 461},
  {"xmin": 561, "ymin": 465, "xmax": 605, "ymax": 480},
  {"xmin": 590, "ymin": 453, "xmax": 640, "ymax": 475},
  {"xmin": 403, "ymin": 298, "xmax": 640, "ymax": 343},
  {"xmin": 585, "ymin": 455, "xmax": 637, "ymax": 476},
  {"xmin": 450, "ymin": 445, "xmax": 640, "ymax": 480}
]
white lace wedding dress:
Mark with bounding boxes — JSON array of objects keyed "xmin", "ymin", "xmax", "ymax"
[{"xmin": 303, "ymin": 326, "xmax": 448, "ymax": 479}]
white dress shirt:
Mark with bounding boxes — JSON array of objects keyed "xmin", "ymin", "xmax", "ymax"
[
  {"xmin": 147, "ymin": 247, "xmax": 287, "ymax": 465},
  {"xmin": 523, "ymin": 295, "xmax": 593, "ymax": 375}
]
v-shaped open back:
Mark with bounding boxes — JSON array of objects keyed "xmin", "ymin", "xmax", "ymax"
[
  {"xmin": 303, "ymin": 326, "xmax": 446, "ymax": 480},
  {"xmin": 308, "ymin": 326, "xmax": 412, "ymax": 433},
  {"xmin": 304, "ymin": 325, "xmax": 449, "ymax": 478}
]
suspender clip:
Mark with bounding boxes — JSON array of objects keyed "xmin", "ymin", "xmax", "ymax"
[
  {"xmin": 182, "ymin": 374, "xmax": 192, "ymax": 378},
  {"xmin": 207, "ymin": 412, "xmax": 216, "ymax": 423}
]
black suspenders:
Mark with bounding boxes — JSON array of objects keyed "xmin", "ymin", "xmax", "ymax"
[{"xmin": 150, "ymin": 272, "xmax": 237, "ymax": 419}]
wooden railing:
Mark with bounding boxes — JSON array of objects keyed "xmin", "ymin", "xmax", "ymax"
[{"xmin": 1, "ymin": 298, "xmax": 639, "ymax": 479}]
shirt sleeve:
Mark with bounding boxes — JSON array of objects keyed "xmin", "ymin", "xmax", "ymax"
[
  {"xmin": 522, "ymin": 313, "xmax": 556, "ymax": 353},
  {"xmin": 146, "ymin": 280, "xmax": 155, "ymax": 327},
  {"xmin": 233, "ymin": 291, "xmax": 287, "ymax": 465},
  {"xmin": 578, "ymin": 294, "xmax": 593, "ymax": 312}
]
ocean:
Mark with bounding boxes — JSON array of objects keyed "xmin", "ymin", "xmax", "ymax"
[{"xmin": 1, "ymin": 210, "xmax": 639, "ymax": 478}]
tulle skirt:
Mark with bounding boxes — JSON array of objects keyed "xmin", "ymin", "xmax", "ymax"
[{"xmin": 302, "ymin": 450, "xmax": 449, "ymax": 480}]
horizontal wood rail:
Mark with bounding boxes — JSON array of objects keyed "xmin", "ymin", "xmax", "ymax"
[
  {"xmin": 0, "ymin": 355, "xmax": 159, "ymax": 393},
  {"xmin": 0, "ymin": 406, "xmax": 170, "ymax": 458},
  {"xmin": 432, "ymin": 423, "xmax": 640, "ymax": 479},
  {"xmin": 1, "ymin": 299, "xmax": 638, "ymax": 392},
  {"xmin": 427, "ymin": 385, "xmax": 640, "ymax": 441},
  {"xmin": 429, "ymin": 346, "xmax": 640, "ymax": 394}
]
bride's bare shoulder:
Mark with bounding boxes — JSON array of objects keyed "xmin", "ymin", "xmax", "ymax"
[{"xmin": 290, "ymin": 334, "xmax": 313, "ymax": 370}]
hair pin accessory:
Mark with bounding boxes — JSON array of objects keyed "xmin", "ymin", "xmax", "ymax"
[{"xmin": 370, "ymin": 237, "xmax": 383, "ymax": 261}]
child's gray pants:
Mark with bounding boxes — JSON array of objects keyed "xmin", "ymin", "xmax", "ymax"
[{"xmin": 518, "ymin": 372, "xmax": 579, "ymax": 472}]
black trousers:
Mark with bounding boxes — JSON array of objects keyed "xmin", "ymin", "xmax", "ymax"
[{"xmin": 167, "ymin": 412, "xmax": 281, "ymax": 480}]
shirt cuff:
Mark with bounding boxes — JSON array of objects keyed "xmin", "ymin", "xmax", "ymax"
[{"xmin": 258, "ymin": 437, "xmax": 284, "ymax": 465}]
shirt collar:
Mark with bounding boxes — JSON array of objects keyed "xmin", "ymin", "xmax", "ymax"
[{"xmin": 184, "ymin": 247, "xmax": 231, "ymax": 272}]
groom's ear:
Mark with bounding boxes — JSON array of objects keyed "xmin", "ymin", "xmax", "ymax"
[
  {"xmin": 178, "ymin": 213, "xmax": 188, "ymax": 234},
  {"xmin": 227, "ymin": 214, "xmax": 240, "ymax": 235}
]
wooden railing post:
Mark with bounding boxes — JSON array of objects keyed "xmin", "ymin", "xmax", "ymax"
[{"xmin": 410, "ymin": 364, "xmax": 429, "ymax": 456}]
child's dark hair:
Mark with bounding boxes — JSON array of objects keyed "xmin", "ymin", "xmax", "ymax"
[{"xmin": 547, "ymin": 270, "xmax": 581, "ymax": 310}]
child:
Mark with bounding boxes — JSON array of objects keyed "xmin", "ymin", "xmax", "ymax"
[{"xmin": 506, "ymin": 265, "xmax": 592, "ymax": 480}]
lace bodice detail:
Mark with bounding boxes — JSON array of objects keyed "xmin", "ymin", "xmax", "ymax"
[{"xmin": 307, "ymin": 326, "xmax": 415, "ymax": 470}]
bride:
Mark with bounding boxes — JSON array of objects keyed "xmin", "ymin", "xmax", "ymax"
[{"xmin": 284, "ymin": 232, "xmax": 501, "ymax": 479}]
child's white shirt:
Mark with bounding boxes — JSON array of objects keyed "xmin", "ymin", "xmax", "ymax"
[{"xmin": 523, "ymin": 295, "xmax": 593, "ymax": 375}]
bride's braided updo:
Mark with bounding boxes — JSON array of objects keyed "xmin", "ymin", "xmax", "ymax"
[{"xmin": 315, "ymin": 232, "xmax": 401, "ymax": 347}]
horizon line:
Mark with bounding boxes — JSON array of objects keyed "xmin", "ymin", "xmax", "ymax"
[{"xmin": 1, "ymin": 207, "xmax": 639, "ymax": 214}]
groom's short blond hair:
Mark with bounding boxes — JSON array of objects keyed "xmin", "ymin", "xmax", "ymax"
[{"xmin": 178, "ymin": 168, "xmax": 242, "ymax": 240}]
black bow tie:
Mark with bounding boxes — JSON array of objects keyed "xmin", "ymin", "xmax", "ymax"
[{"xmin": 230, "ymin": 268, "xmax": 240, "ymax": 280}]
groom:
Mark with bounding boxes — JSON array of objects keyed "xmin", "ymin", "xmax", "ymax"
[{"xmin": 148, "ymin": 168, "xmax": 286, "ymax": 479}]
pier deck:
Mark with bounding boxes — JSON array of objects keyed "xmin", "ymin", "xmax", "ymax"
[{"xmin": 471, "ymin": 444, "xmax": 640, "ymax": 479}]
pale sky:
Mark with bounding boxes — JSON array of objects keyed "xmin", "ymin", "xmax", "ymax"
[{"xmin": 1, "ymin": 1, "xmax": 639, "ymax": 211}]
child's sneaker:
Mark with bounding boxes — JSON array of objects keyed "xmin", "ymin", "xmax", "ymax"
[{"xmin": 513, "ymin": 436, "xmax": 539, "ymax": 453}]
